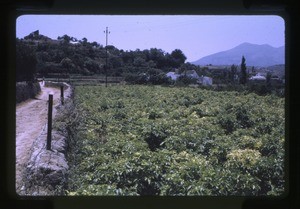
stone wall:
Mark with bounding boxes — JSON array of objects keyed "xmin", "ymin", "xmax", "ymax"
[{"xmin": 23, "ymin": 130, "xmax": 69, "ymax": 195}]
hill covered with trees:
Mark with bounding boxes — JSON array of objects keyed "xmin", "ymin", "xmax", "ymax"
[{"xmin": 16, "ymin": 31, "xmax": 190, "ymax": 84}]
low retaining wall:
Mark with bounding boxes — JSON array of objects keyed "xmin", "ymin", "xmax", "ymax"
[{"xmin": 24, "ymin": 129, "xmax": 69, "ymax": 195}]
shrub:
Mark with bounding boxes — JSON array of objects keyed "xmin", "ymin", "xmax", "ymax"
[
  {"xmin": 16, "ymin": 82, "xmax": 41, "ymax": 103},
  {"xmin": 142, "ymin": 122, "xmax": 169, "ymax": 151},
  {"xmin": 217, "ymin": 102, "xmax": 254, "ymax": 134},
  {"xmin": 148, "ymin": 73, "xmax": 172, "ymax": 85},
  {"xmin": 176, "ymin": 75, "xmax": 198, "ymax": 85},
  {"xmin": 225, "ymin": 149, "xmax": 261, "ymax": 171},
  {"xmin": 124, "ymin": 73, "xmax": 148, "ymax": 84}
]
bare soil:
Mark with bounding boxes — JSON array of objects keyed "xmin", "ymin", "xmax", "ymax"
[{"xmin": 15, "ymin": 82, "xmax": 67, "ymax": 193}]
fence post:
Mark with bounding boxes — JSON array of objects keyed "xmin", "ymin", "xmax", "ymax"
[
  {"xmin": 60, "ymin": 85, "xmax": 64, "ymax": 105},
  {"xmin": 47, "ymin": 94, "xmax": 53, "ymax": 150}
]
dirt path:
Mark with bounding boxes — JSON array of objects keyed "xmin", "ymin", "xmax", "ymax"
[{"xmin": 16, "ymin": 82, "xmax": 65, "ymax": 192}]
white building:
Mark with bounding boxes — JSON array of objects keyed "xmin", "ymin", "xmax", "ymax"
[
  {"xmin": 249, "ymin": 73, "xmax": 266, "ymax": 81},
  {"xmin": 248, "ymin": 73, "xmax": 266, "ymax": 85},
  {"xmin": 199, "ymin": 76, "xmax": 213, "ymax": 86},
  {"xmin": 166, "ymin": 72, "xmax": 180, "ymax": 80},
  {"xmin": 166, "ymin": 71, "xmax": 213, "ymax": 86}
]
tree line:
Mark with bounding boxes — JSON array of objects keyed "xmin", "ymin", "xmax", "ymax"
[{"xmin": 16, "ymin": 32, "xmax": 188, "ymax": 83}]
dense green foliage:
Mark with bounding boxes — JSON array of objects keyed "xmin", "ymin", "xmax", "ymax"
[
  {"xmin": 240, "ymin": 56, "xmax": 247, "ymax": 85},
  {"xmin": 67, "ymin": 85, "xmax": 285, "ymax": 196},
  {"xmin": 16, "ymin": 39, "xmax": 37, "ymax": 82},
  {"xmin": 17, "ymin": 33, "xmax": 187, "ymax": 79},
  {"xmin": 16, "ymin": 82, "xmax": 41, "ymax": 103}
]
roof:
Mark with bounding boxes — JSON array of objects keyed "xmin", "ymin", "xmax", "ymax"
[
  {"xmin": 166, "ymin": 72, "xmax": 180, "ymax": 80},
  {"xmin": 249, "ymin": 75, "xmax": 266, "ymax": 80}
]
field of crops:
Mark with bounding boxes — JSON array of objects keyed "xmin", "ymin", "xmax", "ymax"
[{"xmin": 66, "ymin": 85, "xmax": 285, "ymax": 196}]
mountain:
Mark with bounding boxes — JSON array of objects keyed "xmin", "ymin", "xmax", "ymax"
[{"xmin": 192, "ymin": 42, "xmax": 284, "ymax": 67}]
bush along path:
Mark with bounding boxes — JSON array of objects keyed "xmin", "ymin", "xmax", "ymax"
[{"xmin": 16, "ymin": 81, "xmax": 73, "ymax": 195}]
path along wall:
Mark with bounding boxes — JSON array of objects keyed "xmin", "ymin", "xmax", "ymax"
[{"xmin": 21, "ymin": 82, "xmax": 73, "ymax": 195}]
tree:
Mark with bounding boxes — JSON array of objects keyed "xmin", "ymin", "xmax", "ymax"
[
  {"xmin": 178, "ymin": 62, "xmax": 197, "ymax": 74},
  {"xmin": 149, "ymin": 48, "xmax": 166, "ymax": 69},
  {"xmin": 80, "ymin": 37, "xmax": 88, "ymax": 45},
  {"xmin": 170, "ymin": 49, "xmax": 187, "ymax": 67},
  {"xmin": 91, "ymin": 41, "xmax": 101, "ymax": 48},
  {"xmin": 240, "ymin": 56, "xmax": 247, "ymax": 85},
  {"xmin": 132, "ymin": 57, "xmax": 146, "ymax": 67},
  {"xmin": 71, "ymin": 37, "xmax": 78, "ymax": 42},
  {"xmin": 266, "ymin": 72, "xmax": 272, "ymax": 88},
  {"xmin": 57, "ymin": 34, "xmax": 72, "ymax": 44},
  {"xmin": 61, "ymin": 57, "xmax": 76, "ymax": 73},
  {"xmin": 16, "ymin": 39, "xmax": 37, "ymax": 82},
  {"xmin": 230, "ymin": 64, "xmax": 238, "ymax": 83},
  {"xmin": 109, "ymin": 56, "xmax": 123, "ymax": 70},
  {"xmin": 147, "ymin": 68, "xmax": 169, "ymax": 85},
  {"xmin": 147, "ymin": 60, "xmax": 157, "ymax": 68}
]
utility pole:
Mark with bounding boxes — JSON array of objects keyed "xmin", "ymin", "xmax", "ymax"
[{"xmin": 104, "ymin": 27, "xmax": 110, "ymax": 87}]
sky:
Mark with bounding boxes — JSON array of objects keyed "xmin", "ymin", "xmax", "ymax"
[{"xmin": 16, "ymin": 15, "xmax": 285, "ymax": 62}]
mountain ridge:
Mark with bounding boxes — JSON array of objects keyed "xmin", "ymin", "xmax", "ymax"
[{"xmin": 192, "ymin": 42, "xmax": 284, "ymax": 67}]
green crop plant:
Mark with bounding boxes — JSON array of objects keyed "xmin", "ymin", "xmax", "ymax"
[{"xmin": 66, "ymin": 85, "xmax": 285, "ymax": 196}]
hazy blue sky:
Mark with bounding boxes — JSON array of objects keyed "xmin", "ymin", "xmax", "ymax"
[{"xmin": 16, "ymin": 15, "xmax": 285, "ymax": 62}]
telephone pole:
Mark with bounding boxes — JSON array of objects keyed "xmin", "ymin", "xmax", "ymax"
[{"xmin": 104, "ymin": 27, "xmax": 110, "ymax": 87}]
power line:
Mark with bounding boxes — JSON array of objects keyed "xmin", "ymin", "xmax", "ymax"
[{"xmin": 104, "ymin": 26, "xmax": 110, "ymax": 87}]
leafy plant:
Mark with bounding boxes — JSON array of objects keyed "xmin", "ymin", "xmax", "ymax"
[{"xmin": 67, "ymin": 85, "xmax": 285, "ymax": 196}]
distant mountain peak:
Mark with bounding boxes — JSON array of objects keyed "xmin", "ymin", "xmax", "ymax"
[
  {"xmin": 192, "ymin": 42, "xmax": 284, "ymax": 67},
  {"xmin": 239, "ymin": 42, "xmax": 253, "ymax": 46},
  {"xmin": 236, "ymin": 42, "xmax": 273, "ymax": 49}
]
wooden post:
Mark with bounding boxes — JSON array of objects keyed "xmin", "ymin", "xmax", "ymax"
[
  {"xmin": 60, "ymin": 85, "xmax": 64, "ymax": 105},
  {"xmin": 47, "ymin": 94, "xmax": 53, "ymax": 150}
]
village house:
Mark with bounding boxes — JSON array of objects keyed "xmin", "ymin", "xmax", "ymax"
[
  {"xmin": 166, "ymin": 70, "xmax": 213, "ymax": 86},
  {"xmin": 166, "ymin": 72, "xmax": 180, "ymax": 81},
  {"xmin": 199, "ymin": 75, "xmax": 213, "ymax": 86},
  {"xmin": 249, "ymin": 73, "xmax": 266, "ymax": 84}
]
